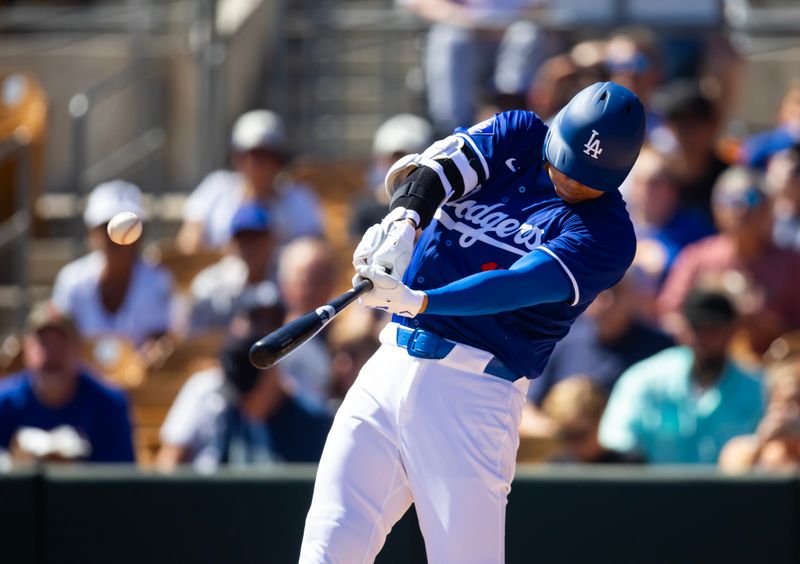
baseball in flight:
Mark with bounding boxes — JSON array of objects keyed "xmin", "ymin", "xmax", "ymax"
[{"xmin": 107, "ymin": 211, "xmax": 143, "ymax": 245}]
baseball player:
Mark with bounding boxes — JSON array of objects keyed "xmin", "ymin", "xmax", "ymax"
[{"xmin": 299, "ymin": 82, "xmax": 646, "ymax": 563}]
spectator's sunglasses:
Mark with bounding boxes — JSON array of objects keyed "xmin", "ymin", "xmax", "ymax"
[{"xmin": 713, "ymin": 189, "xmax": 765, "ymax": 210}]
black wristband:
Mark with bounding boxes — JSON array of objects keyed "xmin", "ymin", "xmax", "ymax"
[{"xmin": 390, "ymin": 167, "xmax": 447, "ymax": 229}]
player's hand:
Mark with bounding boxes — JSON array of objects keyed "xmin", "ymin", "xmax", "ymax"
[
  {"xmin": 354, "ymin": 265, "xmax": 426, "ymax": 318},
  {"xmin": 352, "ymin": 211, "xmax": 416, "ymax": 279}
]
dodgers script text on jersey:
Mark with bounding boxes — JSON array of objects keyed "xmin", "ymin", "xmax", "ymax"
[{"xmin": 398, "ymin": 110, "xmax": 637, "ymax": 379}]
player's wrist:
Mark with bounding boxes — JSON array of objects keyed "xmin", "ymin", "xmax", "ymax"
[
  {"xmin": 416, "ymin": 292, "xmax": 428, "ymax": 314},
  {"xmin": 382, "ymin": 206, "xmax": 420, "ymax": 231},
  {"xmin": 396, "ymin": 288, "xmax": 427, "ymax": 318}
]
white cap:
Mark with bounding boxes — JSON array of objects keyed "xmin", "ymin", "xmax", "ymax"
[
  {"xmin": 372, "ymin": 114, "xmax": 433, "ymax": 157},
  {"xmin": 231, "ymin": 109, "xmax": 288, "ymax": 154},
  {"xmin": 83, "ymin": 180, "xmax": 146, "ymax": 228}
]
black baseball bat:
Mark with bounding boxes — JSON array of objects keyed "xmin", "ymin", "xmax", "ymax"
[{"xmin": 249, "ymin": 278, "xmax": 374, "ymax": 369}]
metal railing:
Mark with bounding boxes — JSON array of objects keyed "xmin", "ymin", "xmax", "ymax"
[
  {"xmin": 0, "ymin": 136, "xmax": 32, "ymax": 328},
  {"xmin": 67, "ymin": 59, "xmax": 168, "ymax": 249}
]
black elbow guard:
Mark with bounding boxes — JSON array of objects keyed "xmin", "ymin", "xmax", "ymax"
[{"xmin": 390, "ymin": 167, "xmax": 447, "ymax": 229}]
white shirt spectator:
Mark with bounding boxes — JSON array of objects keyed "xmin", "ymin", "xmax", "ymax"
[
  {"xmin": 183, "ymin": 170, "xmax": 324, "ymax": 249},
  {"xmin": 52, "ymin": 251, "xmax": 173, "ymax": 346},
  {"xmin": 160, "ymin": 367, "xmax": 227, "ymax": 468}
]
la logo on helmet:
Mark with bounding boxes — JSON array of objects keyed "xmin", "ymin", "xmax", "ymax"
[{"xmin": 583, "ymin": 129, "xmax": 603, "ymax": 159}]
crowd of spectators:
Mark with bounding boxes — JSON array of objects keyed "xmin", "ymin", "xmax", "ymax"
[{"xmin": 1, "ymin": 14, "xmax": 800, "ymax": 473}]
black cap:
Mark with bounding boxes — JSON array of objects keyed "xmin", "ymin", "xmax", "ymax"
[
  {"xmin": 219, "ymin": 333, "xmax": 265, "ymax": 396},
  {"xmin": 682, "ymin": 289, "xmax": 737, "ymax": 329}
]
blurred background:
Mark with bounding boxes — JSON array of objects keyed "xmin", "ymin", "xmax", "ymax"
[{"xmin": 1, "ymin": 0, "xmax": 800, "ymax": 563}]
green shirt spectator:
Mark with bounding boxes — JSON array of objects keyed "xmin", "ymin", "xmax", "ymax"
[{"xmin": 599, "ymin": 346, "xmax": 764, "ymax": 464}]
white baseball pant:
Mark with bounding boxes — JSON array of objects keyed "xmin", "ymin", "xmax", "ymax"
[{"xmin": 299, "ymin": 323, "xmax": 529, "ymax": 563}]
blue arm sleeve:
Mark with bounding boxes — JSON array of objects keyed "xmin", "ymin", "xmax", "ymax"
[{"xmin": 423, "ymin": 250, "xmax": 572, "ymax": 316}]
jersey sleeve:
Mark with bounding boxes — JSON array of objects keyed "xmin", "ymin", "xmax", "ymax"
[
  {"xmin": 454, "ymin": 110, "xmax": 548, "ymax": 194},
  {"xmin": 539, "ymin": 203, "xmax": 637, "ymax": 306}
]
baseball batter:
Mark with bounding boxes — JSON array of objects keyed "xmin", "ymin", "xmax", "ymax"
[{"xmin": 300, "ymin": 82, "xmax": 646, "ymax": 563}]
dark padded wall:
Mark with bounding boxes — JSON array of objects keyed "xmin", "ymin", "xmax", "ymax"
[
  {"xmin": 0, "ymin": 469, "xmax": 38, "ymax": 564},
  {"xmin": 1, "ymin": 466, "xmax": 797, "ymax": 564}
]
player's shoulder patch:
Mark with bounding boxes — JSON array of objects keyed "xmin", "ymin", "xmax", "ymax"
[{"xmin": 467, "ymin": 116, "xmax": 495, "ymax": 136}]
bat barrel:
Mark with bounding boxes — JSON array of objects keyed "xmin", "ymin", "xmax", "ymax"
[{"xmin": 249, "ymin": 279, "xmax": 374, "ymax": 369}]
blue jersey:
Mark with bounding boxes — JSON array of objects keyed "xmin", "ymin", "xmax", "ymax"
[{"xmin": 396, "ymin": 111, "xmax": 637, "ymax": 379}]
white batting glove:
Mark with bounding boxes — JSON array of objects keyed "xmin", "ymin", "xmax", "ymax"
[
  {"xmin": 352, "ymin": 207, "xmax": 418, "ymax": 279},
  {"xmin": 354, "ymin": 265, "xmax": 426, "ymax": 318}
]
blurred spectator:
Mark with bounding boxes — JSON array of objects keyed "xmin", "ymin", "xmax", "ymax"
[
  {"xmin": 350, "ymin": 113, "xmax": 434, "ymax": 238},
  {"xmin": 526, "ymin": 45, "xmax": 607, "ymax": 122},
  {"xmin": 529, "ymin": 273, "xmax": 673, "ymax": 407},
  {"xmin": 187, "ymin": 203, "xmax": 280, "ymax": 335},
  {"xmin": 52, "ymin": 181, "xmax": 174, "ymax": 349},
  {"xmin": 740, "ymin": 80, "xmax": 800, "ymax": 169},
  {"xmin": 177, "ymin": 110, "xmax": 323, "ymax": 253},
  {"xmin": 277, "ymin": 238, "xmax": 337, "ymax": 408},
  {"xmin": 156, "ymin": 331, "xmax": 332, "ymax": 470},
  {"xmin": 719, "ymin": 357, "xmax": 800, "ymax": 473},
  {"xmin": 526, "ymin": 54, "xmax": 580, "ymax": 122},
  {"xmin": 599, "ymin": 289, "xmax": 764, "ymax": 464},
  {"xmin": 0, "ymin": 303, "xmax": 134, "ymax": 463},
  {"xmin": 766, "ymin": 144, "xmax": 800, "ymax": 251},
  {"xmin": 605, "ymin": 27, "xmax": 664, "ymax": 134},
  {"xmin": 541, "ymin": 377, "xmax": 640, "ymax": 464},
  {"xmin": 659, "ymin": 167, "xmax": 800, "ymax": 342},
  {"xmin": 654, "ymin": 80, "xmax": 727, "ymax": 219},
  {"xmin": 402, "ymin": 0, "xmax": 558, "ymax": 135},
  {"xmin": 696, "ymin": 33, "xmax": 744, "ymax": 131},
  {"xmin": 627, "ymin": 147, "xmax": 715, "ymax": 285}
]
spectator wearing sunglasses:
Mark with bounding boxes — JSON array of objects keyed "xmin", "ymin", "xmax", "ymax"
[{"xmin": 659, "ymin": 167, "xmax": 800, "ymax": 347}]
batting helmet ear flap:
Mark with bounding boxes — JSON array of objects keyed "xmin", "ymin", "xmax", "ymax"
[{"xmin": 544, "ymin": 82, "xmax": 646, "ymax": 192}]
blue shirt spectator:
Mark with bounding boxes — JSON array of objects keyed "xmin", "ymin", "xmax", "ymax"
[
  {"xmin": 599, "ymin": 290, "xmax": 765, "ymax": 464},
  {"xmin": 530, "ymin": 316, "xmax": 673, "ymax": 407},
  {"xmin": 0, "ymin": 302, "xmax": 135, "ymax": 463},
  {"xmin": 530, "ymin": 273, "xmax": 673, "ymax": 406},
  {"xmin": 0, "ymin": 371, "xmax": 135, "ymax": 463}
]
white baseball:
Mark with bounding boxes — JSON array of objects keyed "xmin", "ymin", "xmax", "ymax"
[{"xmin": 107, "ymin": 212, "xmax": 143, "ymax": 245}]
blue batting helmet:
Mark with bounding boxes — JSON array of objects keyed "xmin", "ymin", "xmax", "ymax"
[{"xmin": 544, "ymin": 82, "xmax": 646, "ymax": 192}]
